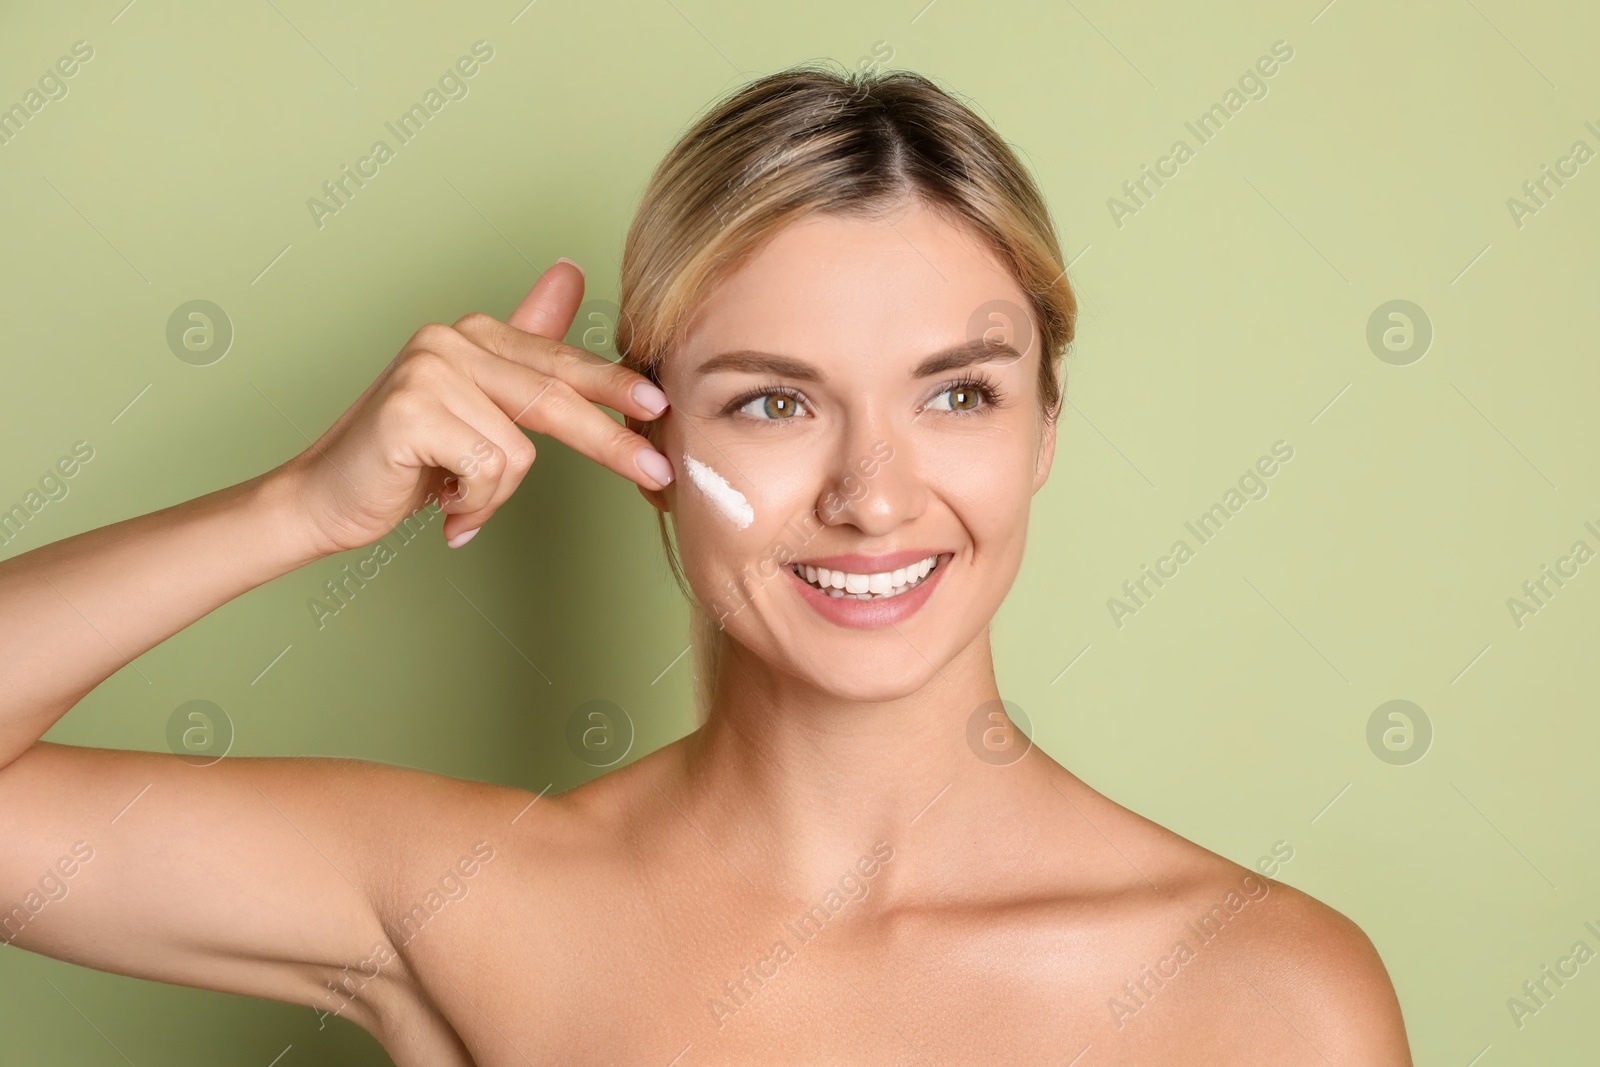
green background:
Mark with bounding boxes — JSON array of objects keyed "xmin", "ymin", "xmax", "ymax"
[{"xmin": 2, "ymin": 0, "xmax": 1596, "ymax": 1062}]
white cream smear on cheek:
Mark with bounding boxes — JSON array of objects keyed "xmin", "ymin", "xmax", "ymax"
[{"xmin": 682, "ymin": 451, "xmax": 754, "ymax": 529}]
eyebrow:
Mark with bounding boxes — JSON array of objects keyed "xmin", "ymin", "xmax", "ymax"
[{"xmin": 693, "ymin": 337, "xmax": 1025, "ymax": 382}]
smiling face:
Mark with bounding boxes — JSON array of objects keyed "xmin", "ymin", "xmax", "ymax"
[{"xmin": 641, "ymin": 198, "xmax": 1058, "ymax": 704}]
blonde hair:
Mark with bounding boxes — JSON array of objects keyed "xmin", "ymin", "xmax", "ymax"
[{"xmin": 615, "ymin": 62, "xmax": 1078, "ymax": 722}]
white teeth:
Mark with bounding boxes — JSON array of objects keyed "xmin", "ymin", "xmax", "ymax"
[{"xmin": 793, "ymin": 554, "xmax": 942, "ymax": 600}]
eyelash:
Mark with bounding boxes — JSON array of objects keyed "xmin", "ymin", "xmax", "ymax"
[{"xmin": 723, "ymin": 375, "xmax": 1008, "ymax": 421}]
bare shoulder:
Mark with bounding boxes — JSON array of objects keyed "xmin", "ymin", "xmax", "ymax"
[
  {"xmin": 1125, "ymin": 833, "xmax": 1413, "ymax": 1065},
  {"xmin": 398, "ymin": 740, "xmax": 680, "ymax": 905},
  {"xmin": 1219, "ymin": 872, "xmax": 1413, "ymax": 1064},
  {"xmin": 1037, "ymin": 772, "xmax": 1412, "ymax": 1063}
]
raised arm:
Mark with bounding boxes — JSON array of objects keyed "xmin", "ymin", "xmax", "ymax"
[
  {"xmin": 0, "ymin": 465, "xmax": 318, "ymax": 767},
  {"xmin": 0, "ymin": 260, "xmax": 674, "ymax": 1023}
]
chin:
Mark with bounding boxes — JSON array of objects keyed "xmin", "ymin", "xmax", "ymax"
[{"xmin": 797, "ymin": 658, "xmax": 943, "ymax": 704}]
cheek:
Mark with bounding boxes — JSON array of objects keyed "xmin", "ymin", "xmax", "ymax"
[
  {"xmin": 680, "ymin": 451, "xmax": 756, "ymax": 529},
  {"xmin": 741, "ymin": 449, "xmax": 827, "ymax": 519},
  {"xmin": 667, "ymin": 445, "xmax": 793, "ymax": 575},
  {"xmin": 919, "ymin": 429, "xmax": 1035, "ymax": 516},
  {"xmin": 668, "ymin": 440, "xmax": 856, "ymax": 618},
  {"xmin": 667, "ymin": 420, "xmax": 822, "ymax": 532}
]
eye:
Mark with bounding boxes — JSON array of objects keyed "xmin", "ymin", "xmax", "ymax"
[
  {"xmin": 925, "ymin": 376, "xmax": 1003, "ymax": 415},
  {"xmin": 730, "ymin": 387, "xmax": 808, "ymax": 420}
]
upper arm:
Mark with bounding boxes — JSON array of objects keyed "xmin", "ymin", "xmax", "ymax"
[
  {"xmin": 1237, "ymin": 879, "xmax": 1413, "ymax": 1065},
  {"xmin": 0, "ymin": 741, "xmax": 495, "ymax": 1029}
]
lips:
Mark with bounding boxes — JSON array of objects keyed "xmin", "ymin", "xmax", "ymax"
[{"xmin": 787, "ymin": 551, "xmax": 953, "ymax": 629}]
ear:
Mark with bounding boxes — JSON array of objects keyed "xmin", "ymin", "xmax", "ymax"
[
  {"xmin": 1032, "ymin": 409, "xmax": 1058, "ymax": 493},
  {"xmin": 627, "ymin": 413, "xmax": 671, "ymax": 513}
]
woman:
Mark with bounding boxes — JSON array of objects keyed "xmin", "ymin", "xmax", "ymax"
[{"xmin": 0, "ymin": 66, "xmax": 1411, "ymax": 1064}]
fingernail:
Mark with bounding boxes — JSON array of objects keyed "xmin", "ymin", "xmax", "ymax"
[
  {"xmin": 632, "ymin": 381, "xmax": 669, "ymax": 416},
  {"xmin": 635, "ymin": 447, "xmax": 674, "ymax": 487},
  {"xmin": 447, "ymin": 527, "xmax": 480, "ymax": 548},
  {"xmin": 555, "ymin": 256, "xmax": 585, "ymax": 278}
]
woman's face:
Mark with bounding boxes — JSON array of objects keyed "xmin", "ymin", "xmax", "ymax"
[{"xmin": 642, "ymin": 199, "xmax": 1057, "ymax": 703}]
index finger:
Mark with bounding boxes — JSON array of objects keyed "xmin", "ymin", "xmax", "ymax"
[{"xmin": 452, "ymin": 312, "xmax": 669, "ymax": 423}]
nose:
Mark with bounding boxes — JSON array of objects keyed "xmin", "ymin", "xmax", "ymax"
[{"xmin": 816, "ymin": 419, "xmax": 924, "ymax": 537}]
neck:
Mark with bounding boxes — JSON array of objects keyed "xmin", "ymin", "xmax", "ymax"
[{"xmin": 673, "ymin": 625, "xmax": 1036, "ymax": 892}]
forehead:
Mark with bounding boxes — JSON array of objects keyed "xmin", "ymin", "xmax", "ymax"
[{"xmin": 673, "ymin": 202, "xmax": 1026, "ymax": 379}]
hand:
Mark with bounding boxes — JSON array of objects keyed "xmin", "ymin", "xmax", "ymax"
[{"xmin": 272, "ymin": 260, "xmax": 673, "ymax": 556}]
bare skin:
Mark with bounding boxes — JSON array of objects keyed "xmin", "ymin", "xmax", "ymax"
[{"xmin": 0, "ymin": 201, "xmax": 1413, "ymax": 1065}]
